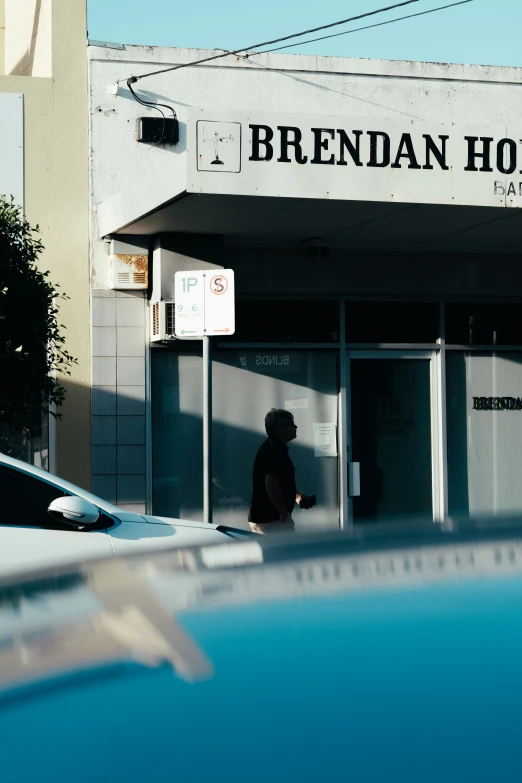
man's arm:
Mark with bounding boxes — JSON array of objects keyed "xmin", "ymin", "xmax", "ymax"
[{"xmin": 265, "ymin": 475, "xmax": 291, "ymax": 521}]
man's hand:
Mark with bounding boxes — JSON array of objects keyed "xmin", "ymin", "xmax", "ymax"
[{"xmin": 296, "ymin": 493, "xmax": 315, "ymax": 510}]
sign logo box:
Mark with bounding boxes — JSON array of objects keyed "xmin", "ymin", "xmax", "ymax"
[{"xmin": 196, "ymin": 121, "xmax": 241, "ymax": 173}]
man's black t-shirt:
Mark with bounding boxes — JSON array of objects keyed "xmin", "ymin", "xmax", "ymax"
[{"xmin": 249, "ymin": 438, "xmax": 296, "ymax": 524}]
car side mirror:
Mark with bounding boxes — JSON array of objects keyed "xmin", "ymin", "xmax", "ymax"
[{"xmin": 48, "ymin": 496, "xmax": 100, "ymax": 528}]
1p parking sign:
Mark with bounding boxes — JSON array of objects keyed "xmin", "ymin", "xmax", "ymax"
[{"xmin": 174, "ymin": 269, "xmax": 235, "ymax": 337}]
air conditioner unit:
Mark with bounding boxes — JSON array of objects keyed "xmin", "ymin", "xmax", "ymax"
[
  {"xmin": 150, "ymin": 300, "xmax": 177, "ymax": 342},
  {"xmin": 108, "ymin": 254, "xmax": 148, "ymax": 290}
]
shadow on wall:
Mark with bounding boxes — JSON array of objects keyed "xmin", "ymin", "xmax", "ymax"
[
  {"xmin": 92, "ymin": 379, "xmax": 330, "ymax": 529},
  {"xmin": 55, "ymin": 379, "xmax": 92, "ymax": 489},
  {"xmin": 91, "ymin": 382, "xmax": 148, "ymax": 513}
]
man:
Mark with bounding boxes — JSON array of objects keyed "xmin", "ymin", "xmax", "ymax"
[{"xmin": 248, "ymin": 408, "xmax": 313, "ymax": 534}]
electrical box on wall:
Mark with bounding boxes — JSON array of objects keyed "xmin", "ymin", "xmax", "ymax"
[
  {"xmin": 108, "ymin": 253, "xmax": 148, "ymax": 290},
  {"xmin": 137, "ymin": 117, "xmax": 179, "ymax": 145},
  {"xmin": 150, "ymin": 300, "xmax": 176, "ymax": 342}
]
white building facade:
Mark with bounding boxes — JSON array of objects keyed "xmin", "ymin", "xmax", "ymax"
[{"xmin": 89, "ymin": 44, "xmax": 522, "ymax": 529}]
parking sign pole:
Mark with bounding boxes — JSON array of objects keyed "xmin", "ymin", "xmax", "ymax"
[
  {"xmin": 175, "ymin": 269, "xmax": 234, "ymax": 525},
  {"xmin": 203, "ymin": 334, "xmax": 213, "ymax": 525}
]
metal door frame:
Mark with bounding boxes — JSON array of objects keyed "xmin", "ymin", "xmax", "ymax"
[{"xmin": 343, "ymin": 349, "xmax": 443, "ymax": 526}]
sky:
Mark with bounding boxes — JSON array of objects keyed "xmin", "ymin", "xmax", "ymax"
[{"xmin": 87, "ymin": 0, "xmax": 522, "ymax": 68}]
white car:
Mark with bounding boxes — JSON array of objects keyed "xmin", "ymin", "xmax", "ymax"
[{"xmin": 0, "ymin": 452, "xmax": 252, "ymax": 577}]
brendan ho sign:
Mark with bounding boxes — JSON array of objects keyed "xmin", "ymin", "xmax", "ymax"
[
  {"xmin": 188, "ymin": 108, "xmax": 522, "ymax": 209},
  {"xmin": 473, "ymin": 397, "xmax": 522, "ymax": 411}
]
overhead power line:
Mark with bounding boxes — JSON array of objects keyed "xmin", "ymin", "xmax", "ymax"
[
  {"xmin": 257, "ymin": 0, "xmax": 474, "ymax": 55},
  {"xmin": 124, "ymin": 0, "xmax": 421, "ymax": 84}
]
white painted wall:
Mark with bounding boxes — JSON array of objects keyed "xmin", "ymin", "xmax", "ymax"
[{"xmin": 89, "ymin": 45, "xmax": 522, "ymax": 286}]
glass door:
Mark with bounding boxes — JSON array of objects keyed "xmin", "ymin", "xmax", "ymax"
[{"xmin": 346, "ymin": 351, "xmax": 438, "ymax": 525}]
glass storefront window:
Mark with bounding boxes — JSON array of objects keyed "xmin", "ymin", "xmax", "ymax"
[
  {"xmin": 446, "ymin": 352, "xmax": 522, "ymax": 517},
  {"xmin": 212, "ymin": 350, "xmax": 339, "ymax": 531},
  {"xmin": 151, "ymin": 347, "xmax": 204, "ymax": 520},
  {"xmin": 346, "ymin": 302, "xmax": 439, "ymax": 344},
  {"xmin": 152, "ymin": 346, "xmax": 339, "ymax": 528},
  {"xmin": 229, "ymin": 300, "xmax": 340, "ymax": 343},
  {"xmin": 445, "ymin": 303, "xmax": 522, "ymax": 346},
  {"xmin": 150, "ymin": 301, "xmax": 522, "ymax": 527}
]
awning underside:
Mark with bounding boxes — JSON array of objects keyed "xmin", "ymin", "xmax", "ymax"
[{"xmin": 100, "ymin": 191, "xmax": 522, "ymax": 255}]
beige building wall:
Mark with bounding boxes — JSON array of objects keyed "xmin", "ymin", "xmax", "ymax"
[
  {"xmin": 0, "ymin": 0, "xmax": 90, "ymax": 488},
  {"xmin": 0, "ymin": 1, "xmax": 5, "ymax": 75},
  {"xmin": 4, "ymin": 0, "xmax": 52, "ymax": 77}
]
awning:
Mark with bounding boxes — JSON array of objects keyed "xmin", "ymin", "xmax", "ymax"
[
  {"xmin": 98, "ymin": 175, "xmax": 522, "ymax": 255},
  {"xmin": 98, "ymin": 107, "xmax": 522, "ymax": 254}
]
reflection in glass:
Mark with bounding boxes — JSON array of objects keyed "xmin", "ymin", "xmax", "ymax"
[
  {"xmin": 346, "ymin": 302, "xmax": 439, "ymax": 344},
  {"xmin": 152, "ymin": 348, "xmax": 203, "ymax": 520},
  {"xmin": 231, "ymin": 300, "xmax": 339, "ymax": 343},
  {"xmin": 445, "ymin": 304, "xmax": 522, "ymax": 346},
  {"xmin": 351, "ymin": 359, "xmax": 433, "ymax": 523},
  {"xmin": 212, "ymin": 351, "xmax": 339, "ymax": 531}
]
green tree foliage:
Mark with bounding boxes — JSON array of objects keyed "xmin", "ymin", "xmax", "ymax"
[{"xmin": 0, "ymin": 196, "xmax": 76, "ymax": 454}]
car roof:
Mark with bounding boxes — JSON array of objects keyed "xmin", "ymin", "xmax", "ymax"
[{"xmin": 0, "ymin": 524, "xmax": 521, "ymax": 780}]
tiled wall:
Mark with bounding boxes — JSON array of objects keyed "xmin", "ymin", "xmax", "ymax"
[{"xmin": 91, "ymin": 290, "xmax": 147, "ymax": 513}]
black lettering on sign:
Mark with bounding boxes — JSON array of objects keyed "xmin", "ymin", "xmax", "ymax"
[
  {"xmin": 423, "ymin": 134, "xmax": 449, "ymax": 170},
  {"xmin": 248, "ymin": 126, "xmax": 522, "ymax": 179},
  {"xmin": 464, "ymin": 136, "xmax": 494, "ymax": 172},
  {"xmin": 391, "ymin": 133, "xmax": 421, "ymax": 170},
  {"xmin": 377, "ymin": 427, "xmax": 406, "ymax": 436},
  {"xmin": 277, "ymin": 126, "xmax": 307, "ymax": 164},
  {"xmin": 381, "ymin": 399, "xmax": 402, "ymax": 416},
  {"xmin": 497, "ymin": 138, "xmax": 517, "ymax": 175},
  {"xmin": 337, "ymin": 129, "xmax": 363, "ymax": 167},
  {"xmin": 367, "ymin": 131, "xmax": 391, "ymax": 168},
  {"xmin": 311, "ymin": 128, "xmax": 335, "ymax": 165},
  {"xmin": 496, "ymin": 181, "xmax": 522, "ymax": 197},
  {"xmin": 249, "ymin": 124, "xmax": 274, "ymax": 162},
  {"xmin": 473, "ymin": 396, "xmax": 522, "ymax": 411}
]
